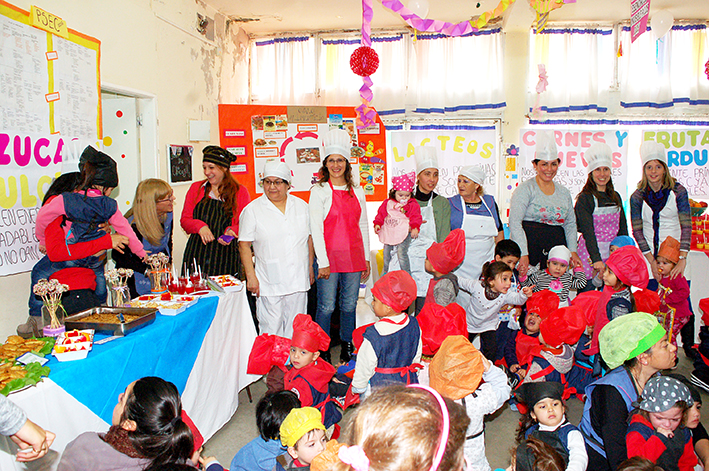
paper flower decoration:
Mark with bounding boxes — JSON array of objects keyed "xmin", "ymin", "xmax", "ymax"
[
  {"xmin": 536, "ymin": 64, "xmax": 548, "ymax": 94},
  {"xmin": 705, "ymin": 58, "xmax": 709, "ymax": 80},
  {"xmin": 506, "ymin": 144, "xmax": 519, "ymax": 156},
  {"xmin": 350, "ymin": 46, "xmax": 379, "ymax": 77}
]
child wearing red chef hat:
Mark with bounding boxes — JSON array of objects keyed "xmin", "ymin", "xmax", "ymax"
[
  {"xmin": 521, "ymin": 306, "xmax": 587, "ymax": 393},
  {"xmin": 284, "ymin": 314, "xmax": 342, "ymax": 428},
  {"xmin": 417, "ymin": 229, "xmax": 467, "ymax": 356},
  {"xmin": 351, "ymin": 270, "xmax": 421, "ymax": 396}
]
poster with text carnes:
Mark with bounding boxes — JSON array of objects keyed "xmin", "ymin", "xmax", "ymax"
[
  {"xmin": 641, "ymin": 129, "xmax": 709, "ymax": 198},
  {"xmin": 0, "ymin": 132, "xmax": 63, "ymax": 275},
  {"xmin": 387, "ymin": 128, "xmax": 498, "ymax": 199},
  {"xmin": 518, "ymin": 129, "xmax": 629, "ymax": 200}
]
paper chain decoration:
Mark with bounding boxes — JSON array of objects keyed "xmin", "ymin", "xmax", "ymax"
[{"xmin": 353, "ymin": 0, "xmax": 519, "ymax": 128}]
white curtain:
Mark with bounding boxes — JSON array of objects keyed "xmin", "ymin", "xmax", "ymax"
[
  {"xmin": 319, "ymin": 35, "xmax": 407, "ymax": 114},
  {"xmin": 619, "ymin": 24, "xmax": 709, "ymax": 109},
  {"xmin": 527, "ymin": 27, "xmax": 615, "ymax": 114},
  {"xmin": 250, "ymin": 36, "xmax": 317, "ymax": 104},
  {"xmin": 409, "ymin": 29, "xmax": 505, "ymax": 114}
]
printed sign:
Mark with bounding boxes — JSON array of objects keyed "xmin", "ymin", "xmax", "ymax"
[{"xmin": 642, "ymin": 129, "xmax": 709, "ymax": 197}]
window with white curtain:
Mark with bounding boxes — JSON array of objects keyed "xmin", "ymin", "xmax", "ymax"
[
  {"xmin": 250, "ymin": 36, "xmax": 317, "ymax": 105},
  {"xmin": 319, "ymin": 35, "xmax": 407, "ymax": 115},
  {"xmin": 249, "ymin": 30, "xmax": 505, "ymax": 116},
  {"xmin": 619, "ymin": 24, "xmax": 709, "ymax": 109},
  {"xmin": 527, "ymin": 27, "xmax": 615, "ymax": 114},
  {"xmin": 410, "ymin": 28, "xmax": 505, "ymax": 114}
]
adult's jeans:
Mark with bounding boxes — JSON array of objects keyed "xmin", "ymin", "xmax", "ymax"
[{"xmin": 315, "ymin": 271, "xmax": 361, "ymax": 344}]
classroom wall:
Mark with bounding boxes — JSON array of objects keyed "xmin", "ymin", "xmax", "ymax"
[{"xmin": 0, "ymin": 0, "xmax": 250, "ymax": 338}]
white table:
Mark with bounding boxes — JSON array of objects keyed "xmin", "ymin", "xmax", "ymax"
[{"xmin": 0, "ymin": 289, "xmax": 259, "ymax": 470}]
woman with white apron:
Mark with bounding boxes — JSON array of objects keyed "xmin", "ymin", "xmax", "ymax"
[
  {"xmin": 575, "ymin": 142, "xmax": 628, "ymax": 292},
  {"xmin": 450, "ymin": 165, "xmax": 504, "ymax": 307},
  {"xmin": 408, "ymin": 146, "xmax": 451, "ymax": 315}
]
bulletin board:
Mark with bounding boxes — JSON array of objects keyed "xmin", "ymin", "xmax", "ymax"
[
  {"xmin": 0, "ymin": 0, "xmax": 101, "ymax": 140},
  {"xmin": 218, "ymin": 105, "xmax": 388, "ymax": 202}
]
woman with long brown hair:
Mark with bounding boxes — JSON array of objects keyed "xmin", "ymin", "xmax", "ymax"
[{"xmin": 181, "ymin": 146, "xmax": 250, "ymax": 276}]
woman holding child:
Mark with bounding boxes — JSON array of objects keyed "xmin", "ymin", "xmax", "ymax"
[
  {"xmin": 580, "ymin": 312, "xmax": 677, "ymax": 471},
  {"xmin": 575, "ymin": 142, "xmax": 628, "ymax": 291},
  {"xmin": 509, "ymin": 130, "xmax": 581, "ymax": 278}
]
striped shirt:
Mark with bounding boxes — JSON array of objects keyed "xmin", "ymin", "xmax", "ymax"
[{"xmin": 523, "ymin": 269, "xmax": 587, "ymax": 303}]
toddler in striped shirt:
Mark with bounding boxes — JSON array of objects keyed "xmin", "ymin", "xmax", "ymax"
[{"xmin": 522, "ymin": 245, "xmax": 586, "ymax": 306}]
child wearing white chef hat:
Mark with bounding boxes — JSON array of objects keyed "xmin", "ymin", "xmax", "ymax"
[{"xmin": 522, "ymin": 245, "xmax": 587, "ymax": 306}]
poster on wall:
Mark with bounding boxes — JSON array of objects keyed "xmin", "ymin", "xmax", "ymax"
[
  {"xmin": 641, "ymin": 129, "xmax": 709, "ymax": 198},
  {"xmin": 518, "ymin": 129, "xmax": 630, "ymax": 199},
  {"xmin": 168, "ymin": 145, "xmax": 193, "ymax": 184},
  {"xmin": 219, "ymin": 104, "xmax": 388, "ymax": 202},
  {"xmin": 0, "ymin": 131, "xmax": 64, "ymax": 276},
  {"xmin": 387, "ymin": 128, "xmax": 498, "ymax": 198}
]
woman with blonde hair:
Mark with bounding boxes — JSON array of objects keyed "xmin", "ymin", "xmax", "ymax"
[{"xmin": 113, "ymin": 178, "xmax": 175, "ymax": 297}]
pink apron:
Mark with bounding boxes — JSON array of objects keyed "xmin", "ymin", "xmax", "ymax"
[
  {"xmin": 323, "ymin": 181, "xmax": 366, "ymax": 273},
  {"xmin": 378, "ymin": 199, "xmax": 409, "ymax": 245},
  {"xmin": 577, "ymin": 196, "xmax": 621, "ymax": 278}
]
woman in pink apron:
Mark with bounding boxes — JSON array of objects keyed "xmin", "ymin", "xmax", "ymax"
[
  {"xmin": 309, "ymin": 129, "xmax": 370, "ymax": 364},
  {"xmin": 575, "ymin": 142, "xmax": 628, "ymax": 292}
]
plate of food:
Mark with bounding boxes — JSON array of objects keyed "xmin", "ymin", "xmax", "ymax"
[
  {"xmin": 52, "ymin": 329, "xmax": 94, "ymax": 362},
  {"xmin": 208, "ymin": 275, "xmax": 243, "ymax": 293},
  {"xmin": 0, "ymin": 335, "xmax": 54, "ymax": 395}
]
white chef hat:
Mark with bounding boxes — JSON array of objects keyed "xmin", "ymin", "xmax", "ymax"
[
  {"xmin": 534, "ymin": 131, "xmax": 559, "ymax": 162},
  {"xmin": 548, "ymin": 245, "xmax": 571, "ymax": 265},
  {"xmin": 459, "ymin": 165, "xmax": 485, "ymax": 185},
  {"xmin": 585, "ymin": 142, "xmax": 613, "ymax": 174},
  {"xmin": 262, "ymin": 159, "xmax": 292, "ymax": 182},
  {"xmin": 640, "ymin": 141, "xmax": 667, "ymax": 167},
  {"xmin": 323, "ymin": 129, "xmax": 351, "ymax": 159},
  {"xmin": 415, "ymin": 146, "xmax": 439, "ymax": 174}
]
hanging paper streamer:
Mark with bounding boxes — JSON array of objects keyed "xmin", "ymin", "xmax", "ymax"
[
  {"xmin": 529, "ymin": 0, "xmax": 574, "ymax": 33},
  {"xmin": 379, "ymin": 0, "xmax": 517, "ymax": 36},
  {"xmin": 531, "ymin": 63, "xmax": 548, "ymax": 119},
  {"xmin": 705, "ymin": 58, "xmax": 709, "ymax": 81},
  {"xmin": 354, "ymin": 0, "xmax": 378, "ymax": 129}
]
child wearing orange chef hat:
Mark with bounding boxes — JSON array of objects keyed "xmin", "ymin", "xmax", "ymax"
[
  {"xmin": 352, "ymin": 270, "xmax": 422, "ymax": 395},
  {"xmin": 417, "ymin": 229, "xmax": 467, "ymax": 356},
  {"xmin": 284, "ymin": 314, "xmax": 342, "ymax": 428},
  {"xmin": 655, "ymin": 236, "xmax": 692, "ymax": 349}
]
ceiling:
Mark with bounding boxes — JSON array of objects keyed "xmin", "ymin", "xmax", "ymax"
[{"xmin": 207, "ymin": 0, "xmax": 709, "ymax": 35}]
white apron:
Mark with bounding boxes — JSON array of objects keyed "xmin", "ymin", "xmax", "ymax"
[
  {"xmin": 409, "ymin": 198, "xmax": 437, "ymax": 297},
  {"xmin": 455, "ymin": 195, "xmax": 499, "ymax": 306}
]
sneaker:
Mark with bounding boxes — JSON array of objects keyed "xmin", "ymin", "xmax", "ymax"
[
  {"xmin": 16, "ymin": 316, "xmax": 43, "ymax": 339},
  {"xmin": 510, "ymin": 402, "xmax": 519, "ymax": 412},
  {"xmin": 691, "ymin": 372, "xmax": 709, "ymax": 393}
]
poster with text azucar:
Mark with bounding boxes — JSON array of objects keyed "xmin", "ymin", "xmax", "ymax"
[{"xmin": 0, "ymin": 132, "xmax": 63, "ymax": 275}]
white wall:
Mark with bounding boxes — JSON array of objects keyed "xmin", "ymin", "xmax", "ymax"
[{"xmin": 0, "ymin": 0, "xmax": 249, "ymax": 338}]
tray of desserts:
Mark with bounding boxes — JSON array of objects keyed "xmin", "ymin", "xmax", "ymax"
[
  {"xmin": 65, "ymin": 307, "xmax": 157, "ymax": 336},
  {"xmin": 208, "ymin": 274, "xmax": 243, "ymax": 293},
  {"xmin": 129, "ymin": 293, "xmax": 198, "ymax": 316}
]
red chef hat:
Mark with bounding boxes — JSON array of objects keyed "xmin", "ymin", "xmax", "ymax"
[
  {"xmin": 372, "ymin": 270, "xmax": 418, "ymax": 313},
  {"xmin": 699, "ymin": 298, "xmax": 709, "ymax": 326},
  {"xmin": 540, "ymin": 306, "xmax": 586, "ymax": 348},
  {"xmin": 634, "ymin": 288, "xmax": 661, "ymax": 315},
  {"xmin": 570, "ymin": 290, "xmax": 604, "ymax": 326},
  {"xmin": 526, "ymin": 290, "xmax": 559, "ymax": 320},
  {"xmin": 292, "ymin": 314, "xmax": 330, "ymax": 353},
  {"xmin": 605, "ymin": 245, "xmax": 649, "ymax": 289},
  {"xmin": 426, "ymin": 229, "xmax": 465, "ymax": 274},
  {"xmin": 247, "ymin": 334, "xmax": 291, "ymax": 375}
]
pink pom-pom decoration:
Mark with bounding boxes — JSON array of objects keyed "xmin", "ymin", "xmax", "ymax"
[{"xmin": 350, "ymin": 46, "xmax": 379, "ymax": 77}]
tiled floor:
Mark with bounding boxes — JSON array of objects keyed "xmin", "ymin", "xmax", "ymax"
[{"xmin": 202, "ymin": 301, "xmax": 709, "ymax": 470}]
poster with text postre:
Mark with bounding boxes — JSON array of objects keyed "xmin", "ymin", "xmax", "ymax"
[
  {"xmin": 0, "ymin": 132, "xmax": 63, "ymax": 275},
  {"xmin": 518, "ymin": 129, "xmax": 630, "ymax": 199},
  {"xmin": 388, "ymin": 128, "xmax": 498, "ymax": 199},
  {"xmin": 641, "ymin": 129, "xmax": 709, "ymax": 198}
]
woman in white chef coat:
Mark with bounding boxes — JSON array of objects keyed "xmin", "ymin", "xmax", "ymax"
[
  {"xmin": 450, "ymin": 165, "xmax": 504, "ymax": 302},
  {"xmin": 238, "ymin": 159, "xmax": 314, "ymax": 337}
]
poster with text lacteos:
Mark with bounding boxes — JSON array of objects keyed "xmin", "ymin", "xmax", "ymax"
[
  {"xmin": 642, "ymin": 129, "xmax": 709, "ymax": 198},
  {"xmin": 518, "ymin": 129, "xmax": 629, "ymax": 200}
]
